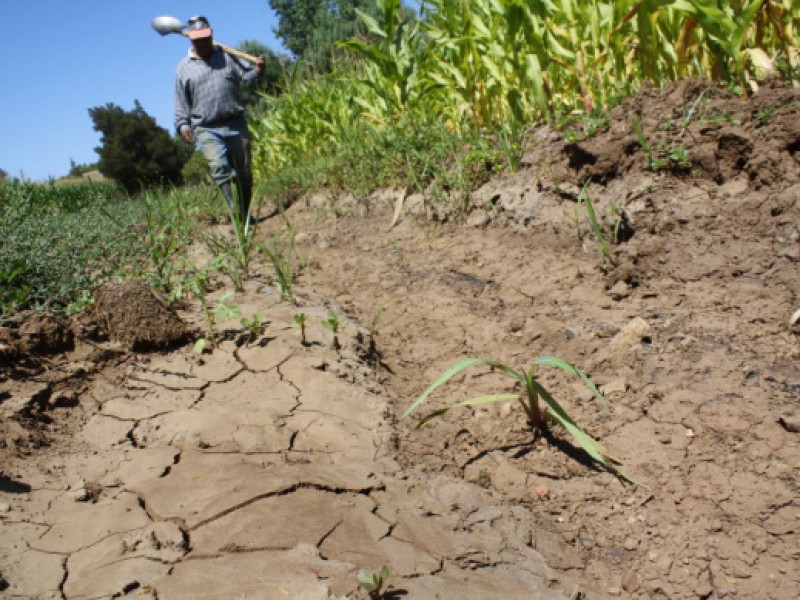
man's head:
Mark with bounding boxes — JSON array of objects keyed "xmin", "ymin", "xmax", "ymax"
[{"xmin": 187, "ymin": 15, "xmax": 214, "ymax": 59}]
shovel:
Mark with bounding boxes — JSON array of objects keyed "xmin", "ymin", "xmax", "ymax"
[{"xmin": 151, "ymin": 16, "xmax": 259, "ymax": 63}]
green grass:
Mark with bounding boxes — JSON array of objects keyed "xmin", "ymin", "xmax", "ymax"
[
  {"xmin": 0, "ymin": 180, "xmax": 140, "ymax": 315},
  {"xmin": 0, "ymin": 181, "xmax": 226, "ymax": 318}
]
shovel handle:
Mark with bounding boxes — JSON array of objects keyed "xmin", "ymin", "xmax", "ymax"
[{"xmin": 214, "ymin": 41, "xmax": 259, "ymax": 64}]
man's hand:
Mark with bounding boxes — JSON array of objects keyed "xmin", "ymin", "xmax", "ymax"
[
  {"xmin": 256, "ymin": 55, "xmax": 266, "ymax": 75},
  {"xmin": 181, "ymin": 128, "xmax": 194, "ymax": 144}
]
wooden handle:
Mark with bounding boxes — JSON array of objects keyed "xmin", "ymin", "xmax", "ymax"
[{"xmin": 214, "ymin": 41, "xmax": 259, "ymax": 63}]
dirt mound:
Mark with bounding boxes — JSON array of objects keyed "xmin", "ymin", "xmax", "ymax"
[
  {"xmin": 0, "ymin": 313, "xmax": 74, "ymax": 363},
  {"xmin": 93, "ymin": 280, "xmax": 190, "ymax": 351},
  {"xmin": 541, "ymin": 78, "xmax": 799, "ymax": 188}
]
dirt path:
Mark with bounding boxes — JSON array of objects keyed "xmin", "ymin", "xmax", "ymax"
[{"xmin": 1, "ymin": 79, "xmax": 799, "ymax": 599}]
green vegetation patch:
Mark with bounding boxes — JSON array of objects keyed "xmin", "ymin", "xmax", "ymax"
[{"xmin": 1, "ymin": 181, "xmax": 142, "ymax": 315}]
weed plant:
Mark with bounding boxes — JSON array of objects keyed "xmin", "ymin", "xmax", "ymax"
[
  {"xmin": 0, "ymin": 180, "xmax": 141, "ymax": 315},
  {"xmin": 322, "ymin": 311, "xmax": 341, "ymax": 351},
  {"xmin": 358, "ymin": 565, "xmax": 390, "ymax": 599}
]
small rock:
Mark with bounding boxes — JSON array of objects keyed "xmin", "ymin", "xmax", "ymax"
[
  {"xmin": 695, "ymin": 581, "xmax": 713, "ymax": 598},
  {"xmin": 778, "ymin": 414, "xmax": 800, "ymax": 433},
  {"xmin": 622, "ymin": 568, "xmax": 640, "ymax": 593},
  {"xmin": 607, "ymin": 586, "xmax": 622, "ymax": 596},
  {"xmin": 533, "ymin": 485, "xmax": 550, "ymax": 501},
  {"xmin": 600, "ymin": 379, "xmax": 627, "ymax": 396},
  {"xmin": 608, "ymin": 281, "xmax": 630, "ymax": 300},
  {"xmin": 609, "ymin": 317, "xmax": 650, "ymax": 351},
  {"xmin": 0, "ymin": 503, "xmax": 10, "ymax": 513},
  {"xmin": 467, "ymin": 210, "xmax": 489, "ymax": 228}
]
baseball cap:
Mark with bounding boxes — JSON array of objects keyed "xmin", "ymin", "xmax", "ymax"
[{"xmin": 187, "ymin": 15, "xmax": 212, "ymax": 40}]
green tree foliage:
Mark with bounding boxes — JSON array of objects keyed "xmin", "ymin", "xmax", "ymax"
[
  {"xmin": 89, "ymin": 100, "xmax": 186, "ymax": 193},
  {"xmin": 268, "ymin": 0, "xmax": 381, "ymax": 71},
  {"xmin": 68, "ymin": 159, "xmax": 99, "ymax": 177},
  {"xmin": 0, "ymin": 168, "xmax": 7, "ymax": 184},
  {"xmin": 181, "ymin": 150, "xmax": 211, "ymax": 186},
  {"xmin": 238, "ymin": 40, "xmax": 292, "ymax": 96},
  {"xmin": 269, "ymin": 0, "xmax": 322, "ymax": 57}
]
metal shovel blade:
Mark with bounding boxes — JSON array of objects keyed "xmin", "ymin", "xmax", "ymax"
[{"xmin": 151, "ymin": 15, "xmax": 185, "ymax": 36}]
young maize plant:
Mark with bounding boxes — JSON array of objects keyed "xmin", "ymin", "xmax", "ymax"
[{"xmin": 404, "ymin": 356, "xmax": 640, "ymax": 484}]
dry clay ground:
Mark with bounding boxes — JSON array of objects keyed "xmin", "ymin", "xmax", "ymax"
[{"xmin": 1, "ymin": 79, "xmax": 799, "ymax": 599}]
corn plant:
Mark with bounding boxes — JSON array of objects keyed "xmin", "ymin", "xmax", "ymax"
[
  {"xmin": 403, "ymin": 356, "xmax": 636, "ymax": 482},
  {"xmin": 259, "ymin": 227, "xmax": 303, "ymax": 304},
  {"xmin": 576, "ymin": 182, "xmax": 617, "ymax": 268}
]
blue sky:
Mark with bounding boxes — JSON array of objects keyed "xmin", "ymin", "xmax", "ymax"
[{"xmin": 1, "ymin": 1, "xmax": 282, "ymax": 181}]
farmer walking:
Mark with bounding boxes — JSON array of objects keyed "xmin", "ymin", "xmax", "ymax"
[{"xmin": 174, "ymin": 15, "xmax": 265, "ymax": 233}]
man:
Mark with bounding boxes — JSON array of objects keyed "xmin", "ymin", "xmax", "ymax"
[{"xmin": 174, "ymin": 15, "xmax": 265, "ymax": 233}]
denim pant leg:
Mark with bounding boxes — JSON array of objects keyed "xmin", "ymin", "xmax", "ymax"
[
  {"xmin": 225, "ymin": 120, "xmax": 253, "ymax": 213},
  {"xmin": 195, "ymin": 121, "xmax": 252, "ymax": 220},
  {"xmin": 195, "ymin": 126, "xmax": 233, "ymax": 186}
]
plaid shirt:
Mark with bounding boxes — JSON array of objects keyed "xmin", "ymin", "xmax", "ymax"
[{"xmin": 174, "ymin": 46, "xmax": 260, "ymax": 133}]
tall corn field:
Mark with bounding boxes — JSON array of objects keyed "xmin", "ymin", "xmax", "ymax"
[{"xmin": 252, "ymin": 0, "xmax": 799, "ymax": 182}]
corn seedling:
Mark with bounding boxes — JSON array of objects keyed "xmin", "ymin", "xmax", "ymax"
[
  {"xmin": 322, "ymin": 311, "xmax": 341, "ymax": 351},
  {"xmin": 202, "ymin": 229, "xmax": 255, "ymax": 293},
  {"xmin": 358, "ymin": 565, "xmax": 390, "ymax": 600},
  {"xmin": 370, "ymin": 301, "xmax": 388, "ymax": 338},
  {"xmin": 576, "ymin": 182, "xmax": 617, "ymax": 268},
  {"xmin": 403, "ymin": 356, "xmax": 638, "ymax": 484},
  {"xmin": 262, "ymin": 239, "xmax": 296, "ymax": 303},
  {"xmin": 293, "ymin": 312, "xmax": 309, "ymax": 346}
]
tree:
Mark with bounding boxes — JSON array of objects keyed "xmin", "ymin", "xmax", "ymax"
[
  {"xmin": 237, "ymin": 40, "xmax": 292, "ymax": 96},
  {"xmin": 269, "ymin": 0, "xmax": 322, "ymax": 58},
  {"xmin": 0, "ymin": 168, "xmax": 7, "ymax": 184},
  {"xmin": 268, "ymin": 0, "xmax": 381, "ymax": 71},
  {"xmin": 89, "ymin": 100, "xmax": 186, "ymax": 193}
]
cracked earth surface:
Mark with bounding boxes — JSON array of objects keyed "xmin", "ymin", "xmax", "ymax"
[
  {"xmin": 2, "ymin": 79, "xmax": 800, "ymax": 599},
  {"xmin": 1, "ymin": 292, "xmax": 568, "ymax": 598}
]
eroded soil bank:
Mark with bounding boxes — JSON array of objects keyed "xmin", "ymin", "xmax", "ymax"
[{"xmin": 1, "ymin": 79, "xmax": 799, "ymax": 599}]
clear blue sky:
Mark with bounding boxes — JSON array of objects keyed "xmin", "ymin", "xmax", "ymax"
[{"xmin": 1, "ymin": 1, "xmax": 282, "ymax": 181}]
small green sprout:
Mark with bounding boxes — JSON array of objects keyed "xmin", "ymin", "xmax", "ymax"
[
  {"xmin": 241, "ymin": 313, "xmax": 267, "ymax": 345},
  {"xmin": 322, "ymin": 311, "xmax": 341, "ymax": 351},
  {"xmin": 358, "ymin": 565, "xmax": 390, "ymax": 599},
  {"xmin": 293, "ymin": 312, "xmax": 308, "ymax": 346}
]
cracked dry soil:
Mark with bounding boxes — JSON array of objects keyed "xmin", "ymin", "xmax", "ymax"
[{"xmin": 1, "ymin": 79, "xmax": 799, "ymax": 599}]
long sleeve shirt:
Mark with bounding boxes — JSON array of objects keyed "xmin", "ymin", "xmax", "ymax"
[{"xmin": 174, "ymin": 46, "xmax": 260, "ymax": 134}]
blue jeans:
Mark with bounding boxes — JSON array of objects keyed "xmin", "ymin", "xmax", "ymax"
[{"xmin": 195, "ymin": 118, "xmax": 253, "ymax": 223}]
